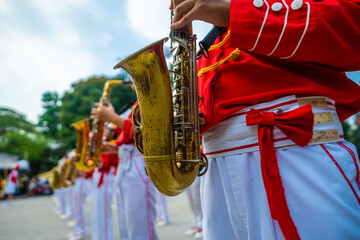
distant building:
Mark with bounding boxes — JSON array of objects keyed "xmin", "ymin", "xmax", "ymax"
[{"xmin": 0, "ymin": 152, "xmax": 20, "ymax": 170}]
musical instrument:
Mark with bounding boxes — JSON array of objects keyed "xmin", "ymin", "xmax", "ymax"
[
  {"xmin": 38, "ymin": 167, "xmax": 61, "ymax": 189},
  {"xmin": 114, "ymin": 16, "xmax": 208, "ymax": 196},
  {"xmin": 58, "ymin": 157, "xmax": 77, "ymax": 188},
  {"xmin": 71, "ymin": 80, "xmax": 124, "ymax": 171},
  {"xmin": 49, "ymin": 167, "xmax": 61, "ymax": 189}
]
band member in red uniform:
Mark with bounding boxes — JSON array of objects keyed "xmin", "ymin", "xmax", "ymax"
[
  {"xmin": 91, "ymin": 86, "xmax": 158, "ymax": 240},
  {"xmin": 90, "ymin": 125, "xmax": 119, "ymax": 240},
  {"xmin": 171, "ymin": 0, "xmax": 360, "ymax": 239}
]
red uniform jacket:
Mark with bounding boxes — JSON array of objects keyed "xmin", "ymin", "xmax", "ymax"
[
  {"xmin": 97, "ymin": 153, "xmax": 119, "ymax": 187},
  {"xmin": 198, "ymin": 0, "xmax": 360, "ymax": 133},
  {"xmin": 115, "ymin": 104, "xmax": 137, "ymax": 146}
]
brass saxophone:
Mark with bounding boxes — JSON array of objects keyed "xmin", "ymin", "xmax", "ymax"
[
  {"xmin": 114, "ymin": 24, "xmax": 207, "ymax": 196},
  {"xmin": 49, "ymin": 167, "xmax": 61, "ymax": 189},
  {"xmin": 38, "ymin": 167, "xmax": 61, "ymax": 189},
  {"xmin": 71, "ymin": 80, "xmax": 124, "ymax": 171},
  {"xmin": 58, "ymin": 158, "xmax": 76, "ymax": 187}
]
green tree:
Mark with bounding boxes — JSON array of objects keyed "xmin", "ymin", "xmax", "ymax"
[
  {"xmin": 38, "ymin": 91, "xmax": 61, "ymax": 137},
  {"xmin": 0, "ymin": 107, "xmax": 62, "ymax": 175},
  {"xmin": 0, "ymin": 107, "xmax": 34, "ymax": 136},
  {"xmin": 342, "ymin": 114, "xmax": 360, "ymax": 154}
]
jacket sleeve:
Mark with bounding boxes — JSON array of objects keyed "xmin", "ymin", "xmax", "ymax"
[
  {"xmin": 115, "ymin": 119, "xmax": 134, "ymax": 146},
  {"xmin": 229, "ymin": 0, "xmax": 360, "ymax": 71}
]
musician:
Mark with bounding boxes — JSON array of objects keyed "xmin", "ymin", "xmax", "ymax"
[
  {"xmin": 90, "ymin": 124, "xmax": 119, "ymax": 240},
  {"xmin": 171, "ymin": 0, "xmax": 360, "ymax": 239},
  {"xmin": 4, "ymin": 163, "xmax": 19, "ymax": 207},
  {"xmin": 60, "ymin": 153, "xmax": 75, "ymax": 221},
  {"xmin": 91, "ymin": 86, "xmax": 159, "ymax": 240}
]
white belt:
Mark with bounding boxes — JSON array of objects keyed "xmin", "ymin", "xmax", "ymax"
[{"xmin": 203, "ymin": 95, "xmax": 344, "ymax": 159}]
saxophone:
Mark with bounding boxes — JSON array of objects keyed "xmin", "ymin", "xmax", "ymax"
[
  {"xmin": 38, "ymin": 167, "xmax": 61, "ymax": 189},
  {"xmin": 71, "ymin": 80, "xmax": 124, "ymax": 171},
  {"xmin": 114, "ymin": 22, "xmax": 207, "ymax": 196},
  {"xmin": 50, "ymin": 167, "xmax": 61, "ymax": 189},
  {"xmin": 58, "ymin": 158, "xmax": 74, "ymax": 187}
]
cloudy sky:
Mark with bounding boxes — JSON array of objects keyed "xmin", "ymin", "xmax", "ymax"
[
  {"xmin": 0, "ymin": 0, "xmax": 359, "ymax": 123},
  {"xmin": 0, "ymin": 0, "xmax": 212, "ymax": 123}
]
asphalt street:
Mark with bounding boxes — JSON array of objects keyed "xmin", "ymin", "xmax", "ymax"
[{"xmin": 0, "ymin": 193, "xmax": 196, "ymax": 240}]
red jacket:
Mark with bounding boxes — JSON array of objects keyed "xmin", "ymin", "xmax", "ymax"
[
  {"xmin": 198, "ymin": 0, "xmax": 360, "ymax": 133},
  {"xmin": 97, "ymin": 153, "xmax": 119, "ymax": 187},
  {"xmin": 99, "ymin": 153, "xmax": 119, "ymax": 173},
  {"xmin": 116, "ymin": 104, "xmax": 137, "ymax": 146}
]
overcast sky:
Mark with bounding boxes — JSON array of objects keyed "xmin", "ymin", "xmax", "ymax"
[
  {"xmin": 0, "ymin": 0, "xmax": 358, "ymax": 123},
  {"xmin": 0, "ymin": 0, "xmax": 212, "ymax": 123}
]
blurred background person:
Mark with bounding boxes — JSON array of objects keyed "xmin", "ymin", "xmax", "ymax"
[
  {"xmin": 90, "ymin": 123, "xmax": 119, "ymax": 240},
  {"xmin": 3, "ymin": 163, "xmax": 20, "ymax": 207}
]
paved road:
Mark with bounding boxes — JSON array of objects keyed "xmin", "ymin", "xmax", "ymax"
[{"xmin": 0, "ymin": 193, "xmax": 195, "ymax": 240}]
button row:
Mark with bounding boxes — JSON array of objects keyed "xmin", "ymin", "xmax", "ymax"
[{"xmin": 253, "ymin": 0, "xmax": 303, "ymax": 10}]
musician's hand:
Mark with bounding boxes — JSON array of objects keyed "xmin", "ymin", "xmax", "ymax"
[
  {"xmin": 170, "ymin": 0, "xmax": 230, "ymax": 30},
  {"xmin": 90, "ymin": 103, "xmax": 117, "ymax": 122},
  {"xmin": 101, "ymin": 141, "xmax": 119, "ymax": 154}
]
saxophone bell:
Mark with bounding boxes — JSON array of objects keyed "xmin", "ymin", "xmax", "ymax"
[{"xmin": 114, "ymin": 29, "xmax": 208, "ymax": 196}]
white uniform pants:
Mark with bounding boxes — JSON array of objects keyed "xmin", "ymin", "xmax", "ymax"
[
  {"xmin": 115, "ymin": 144, "xmax": 158, "ymax": 240},
  {"xmin": 73, "ymin": 178, "xmax": 88, "ymax": 236},
  {"xmin": 64, "ymin": 186, "xmax": 74, "ymax": 217},
  {"xmin": 155, "ymin": 189, "xmax": 169, "ymax": 222},
  {"xmin": 186, "ymin": 177, "xmax": 203, "ymax": 229},
  {"xmin": 201, "ymin": 141, "xmax": 360, "ymax": 240},
  {"xmin": 58, "ymin": 187, "xmax": 66, "ymax": 213},
  {"xmin": 91, "ymin": 170, "xmax": 115, "ymax": 240}
]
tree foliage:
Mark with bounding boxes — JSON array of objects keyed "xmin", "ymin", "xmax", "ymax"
[
  {"xmin": 342, "ymin": 114, "xmax": 360, "ymax": 153},
  {"xmin": 0, "ymin": 107, "xmax": 34, "ymax": 136},
  {"xmin": 0, "ymin": 108, "xmax": 60, "ymax": 175},
  {"xmin": 38, "ymin": 91, "xmax": 61, "ymax": 137},
  {"xmin": 1, "ymin": 73, "xmax": 136, "ymax": 175}
]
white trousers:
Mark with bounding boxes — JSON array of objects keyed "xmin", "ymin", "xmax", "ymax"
[
  {"xmin": 155, "ymin": 189, "xmax": 169, "ymax": 222},
  {"xmin": 58, "ymin": 187, "xmax": 66, "ymax": 213},
  {"xmin": 91, "ymin": 170, "xmax": 115, "ymax": 240},
  {"xmin": 201, "ymin": 141, "xmax": 360, "ymax": 240},
  {"xmin": 73, "ymin": 178, "xmax": 88, "ymax": 236},
  {"xmin": 4, "ymin": 181, "xmax": 16, "ymax": 195},
  {"xmin": 115, "ymin": 144, "xmax": 158, "ymax": 240},
  {"xmin": 64, "ymin": 186, "xmax": 74, "ymax": 217},
  {"xmin": 186, "ymin": 177, "xmax": 203, "ymax": 229}
]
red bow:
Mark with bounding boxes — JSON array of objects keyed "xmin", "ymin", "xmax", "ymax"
[{"xmin": 246, "ymin": 103, "xmax": 314, "ymax": 240}]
